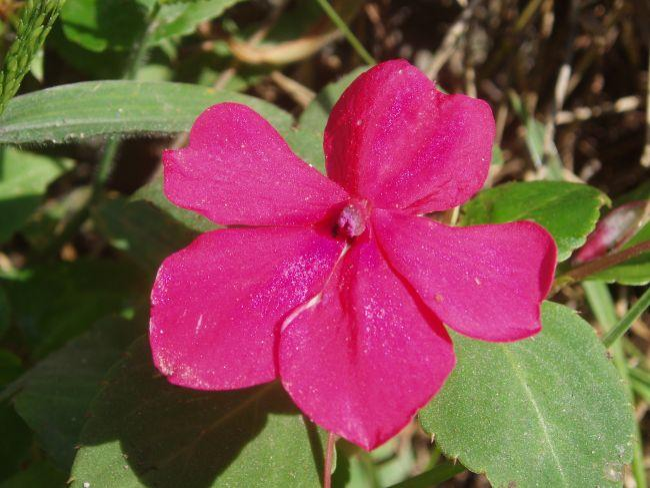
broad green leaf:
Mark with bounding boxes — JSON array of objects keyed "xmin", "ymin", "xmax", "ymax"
[
  {"xmin": 0, "ymin": 147, "xmax": 73, "ymax": 243},
  {"xmin": 2, "ymin": 316, "xmax": 138, "ymax": 470},
  {"xmin": 60, "ymin": 0, "xmax": 150, "ymax": 52},
  {"xmin": 71, "ymin": 338, "xmax": 326, "ymax": 487},
  {"xmin": 0, "ymin": 81, "xmax": 294, "ymax": 144},
  {"xmin": 152, "ymin": 0, "xmax": 245, "ymax": 43},
  {"xmin": 419, "ymin": 302, "xmax": 635, "ymax": 487},
  {"xmin": 461, "ymin": 181, "xmax": 609, "ymax": 261},
  {"xmin": 93, "ymin": 196, "xmax": 200, "ymax": 273},
  {"xmin": 60, "ymin": 0, "xmax": 242, "ymax": 52},
  {"xmin": 133, "ymin": 174, "xmax": 216, "ymax": 233},
  {"xmin": 49, "ymin": 22, "xmax": 127, "ymax": 79},
  {"xmin": 1, "ymin": 259, "xmax": 146, "ymax": 358},
  {"xmin": 586, "ymin": 222, "xmax": 650, "ymax": 285},
  {"xmin": 285, "ymin": 126, "xmax": 326, "ymax": 173}
]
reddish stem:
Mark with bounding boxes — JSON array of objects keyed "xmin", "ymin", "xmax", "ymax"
[
  {"xmin": 552, "ymin": 240, "xmax": 650, "ymax": 294},
  {"xmin": 323, "ymin": 431, "xmax": 337, "ymax": 488}
]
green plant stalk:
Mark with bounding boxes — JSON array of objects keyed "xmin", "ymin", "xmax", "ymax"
[
  {"xmin": 314, "ymin": 0, "xmax": 375, "ymax": 65},
  {"xmin": 583, "ymin": 281, "xmax": 647, "ymax": 487},
  {"xmin": 602, "ymin": 288, "xmax": 650, "ymax": 348}
]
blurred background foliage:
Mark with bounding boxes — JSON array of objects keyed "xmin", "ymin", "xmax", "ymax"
[{"xmin": 0, "ymin": 0, "xmax": 648, "ymax": 487}]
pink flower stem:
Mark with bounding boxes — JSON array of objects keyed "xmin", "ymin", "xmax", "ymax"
[
  {"xmin": 552, "ymin": 240, "xmax": 650, "ymax": 294},
  {"xmin": 323, "ymin": 431, "xmax": 337, "ymax": 488}
]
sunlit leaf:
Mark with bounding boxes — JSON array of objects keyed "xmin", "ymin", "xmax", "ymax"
[
  {"xmin": 461, "ymin": 181, "xmax": 609, "ymax": 261},
  {"xmin": 420, "ymin": 302, "xmax": 635, "ymax": 487},
  {"xmin": 0, "ymin": 81, "xmax": 294, "ymax": 144}
]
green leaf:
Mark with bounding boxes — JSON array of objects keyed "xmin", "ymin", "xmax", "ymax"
[
  {"xmin": 60, "ymin": 0, "xmax": 242, "ymax": 52},
  {"xmin": 585, "ymin": 222, "xmax": 650, "ymax": 285},
  {"xmin": 419, "ymin": 302, "xmax": 635, "ymax": 487},
  {"xmin": 93, "ymin": 196, "xmax": 200, "ymax": 273},
  {"xmin": 0, "ymin": 286, "xmax": 10, "ymax": 340},
  {"xmin": 0, "ymin": 460, "xmax": 66, "ymax": 488},
  {"xmin": 285, "ymin": 126, "xmax": 326, "ymax": 173},
  {"xmin": 1, "ymin": 259, "xmax": 146, "ymax": 358},
  {"xmin": 48, "ymin": 22, "xmax": 127, "ymax": 79},
  {"xmin": 0, "ymin": 349, "xmax": 22, "ymax": 387},
  {"xmin": 0, "ymin": 0, "xmax": 64, "ymax": 114},
  {"xmin": 0, "ymin": 147, "xmax": 73, "ymax": 244},
  {"xmin": 60, "ymin": 0, "xmax": 151, "ymax": 52},
  {"xmin": 461, "ymin": 181, "xmax": 609, "ymax": 261},
  {"xmin": 0, "ymin": 81, "xmax": 294, "ymax": 144},
  {"xmin": 2, "ymin": 316, "xmax": 138, "ymax": 470},
  {"xmin": 0, "ymin": 405, "xmax": 33, "ymax": 481},
  {"xmin": 71, "ymin": 338, "xmax": 326, "ymax": 487},
  {"xmin": 152, "ymin": 0, "xmax": 246, "ymax": 43},
  {"xmin": 132, "ymin": 175, "xmax": 216, "ymax": 233}
]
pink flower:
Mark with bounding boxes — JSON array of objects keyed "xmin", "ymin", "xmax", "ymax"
[{"xmin": 150, "ymin": 60, "xmax": 557, "ymax": 450}]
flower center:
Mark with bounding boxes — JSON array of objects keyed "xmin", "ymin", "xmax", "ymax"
[{"xmin": 336, "ymin": 200, "xmax": 369, "ymax": 239}]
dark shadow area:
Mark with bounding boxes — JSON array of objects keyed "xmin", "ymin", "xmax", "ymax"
[
  {"xmin": 77, "ymin": 338, "xmax": 324, "ymax": 487},
  {"xmin": 304, "ymin": 415, "xmax": 325, "ymax": 485},
  {"xmin": 0, "ymin": 195, "xmax": 44, "ymax": 243}
]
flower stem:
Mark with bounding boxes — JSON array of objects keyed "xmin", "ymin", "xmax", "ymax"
[
  {"xmin": 323, "ymin": 431, "xmax": 337, "ymax": 488},
  {"xmin": 92, "ymin": 137, "xmax": 121, "ymax": 195},
  {"xmin": 552, "ymin": 240, "xmax": 649, "ymax": 293},
  {"xmin": 315, "ymin": 0, "xmax": 375, "ymax": 65},
  {"xmin": 602, "ymin": 288, "xmax": 650, "ymax": 348}
]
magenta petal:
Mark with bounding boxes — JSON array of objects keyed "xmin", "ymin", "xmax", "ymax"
[
  {"xmin": 164, "ymin": 103, "xmax": 349, "ymax": 226},
  {"xmin": 279, "ymin": 236, "xmax": 456, "ymax": 450},
  {"xmin": 324, "ymin": 59, "xmax": 495, "ymax": 213},
  {"xmin": 373, "ymin": 210, "xmax": 557, "ymax": 342},
  {"xmin": 150, "ymin": 226, "xmax": 344, "ymax": 390}
]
